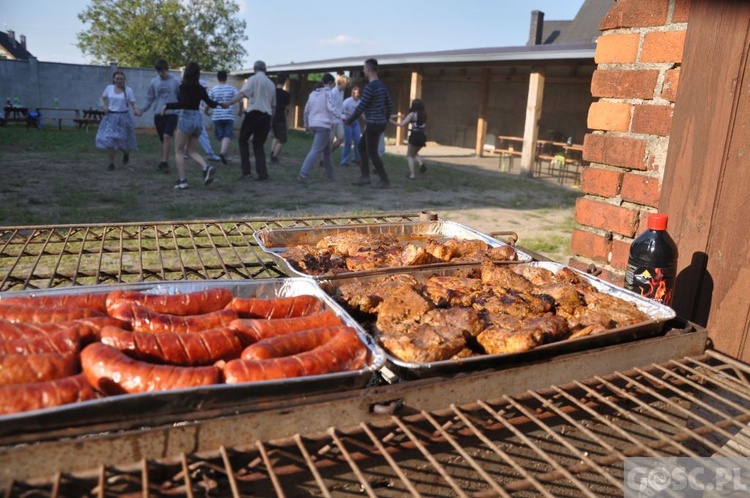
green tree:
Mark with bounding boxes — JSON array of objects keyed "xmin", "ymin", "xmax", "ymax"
[{"xmin": 76, "ymin": 0, "xmax": 248, "ymax": 71}]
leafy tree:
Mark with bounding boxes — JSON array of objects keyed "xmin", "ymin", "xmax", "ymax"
[{"xmin": 76, "ymin": 0, "xmax": 247, "ymax": 71}]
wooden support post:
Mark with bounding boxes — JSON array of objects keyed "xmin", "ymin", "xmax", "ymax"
[
  {"xmin": 520, "ymin": 68, "xmax": 545, "ymax": 177},
  {"xmin": 293, "ymin": 72, "xmax": 304, "ymax": 129},
  {"xmin": 475, "ymin": 69, "xmax": 490, "ymax": 157}
]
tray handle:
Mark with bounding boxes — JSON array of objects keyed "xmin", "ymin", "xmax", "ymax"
[{"xmin": 489, "ymin": 231, "xmax": 519, "ymax": 247}]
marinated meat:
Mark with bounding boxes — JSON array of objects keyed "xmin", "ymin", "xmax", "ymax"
[
  {"xmin": 427, "ymin": 238, "xmax": 489, "ymax": 262},
  {"xmin": 316, "ymin": 232, "xmax": 397, "ymax": 256},
  {"xmin": 421, "ymin": 307, "xmax": 485, "ymax": 339},
  {"xmin": 512, "ymin": 265, "xmax": 557, "ymax": 286},
  {"xmin": 398, "ymin": 243, "xmax": 441, "ymax": 266},
  {"xmin": 473, "ymin": 289, "xmax": 553, "ymax": 319},
  {"xmin": 376, "ymin": 286, "xmax": 433, "ymax": 334},
  {"xmin": 536, "ymin": 283, "xmax": 585, "ymax": 318},
  {"xmin": 335, "ymin": 274, "xmax": 420, "ymax": 314},
  {"xmin": 480, "ymin": 260, "xmax": 534, "ymax": 293},
  {"xmin": 486, "ymin": 245, "xmax": 519, "ymax": 262},
  {"xmin": 380, "ymin": 322, "xmax": 466, "ymax": 363},
  {"xmin": 423, "ymin": 276, "xmax": 484, "ymax": 307},
  {"xmin": 477, "ymin": 314, "xmax": 569, "ymax": 354}
]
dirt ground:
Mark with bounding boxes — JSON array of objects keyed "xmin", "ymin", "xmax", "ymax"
[{"xmin": 1, "ymin": 134, "xmax": 581, "ymax": 262}]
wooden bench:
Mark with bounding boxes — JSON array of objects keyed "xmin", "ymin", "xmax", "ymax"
[
  {"xmin": 73, "ymin": 109, "xmax": 104, "ymax": 131},
  {"xmin": 489, "ymin": 136, "xmax": 525, "ymax": 172}
]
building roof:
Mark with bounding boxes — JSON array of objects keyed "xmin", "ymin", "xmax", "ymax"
[{"xmin": 0, "ymin": 30, "xmax": 33, "ymax": 60}]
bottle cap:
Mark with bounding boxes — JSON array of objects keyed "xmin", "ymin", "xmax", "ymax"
[{"xmin": 647, "ymin": 213, "xmax": 668, "ymax": 231}]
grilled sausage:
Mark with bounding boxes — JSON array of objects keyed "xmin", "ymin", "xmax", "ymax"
[
  {"xmin": 223, "ymin": 327, "xmax": 367, "ymax": 383},
  {"xmin": 80, "ymin": 342, "xmax": 220, "ymax": 394},
  {"xmin": 106, "ymin": 288, "xmax": 233, "ymax": 317},
  {"xmin": 109, "ymin": 303, "xmax": 238, "ymax": 334},
  {"xmin": 0, "ymin": 352, "xmax": 78, "ymax": 385},
  {"xmin": 0, "ymin": 374, "xmax": 96, "ymax": 415},
  {"xmin": 0, "ymin": 317, "xmax": 128, "ymax": 343},
  {"xmin": 229, "ymin": 310, "xmax": 344, "ymax": 343},
  {"xmin": 0, "ymin": 292, "xmax": 110, "ymax": 314},
  {"xmin": 241, "ymin": 325, "xmax": 348, "ymax": 360},
  {"xmin": 0, "ymin": 328, "xmax": 80, "ymax": 355},
  {"xmin": 100, "ymin": 325, "xmax": 244, "ymax": 366},
  {"xmin": 0, "ymin": 304, "xmax": 105, "ymax": 323},
  {"xmin": 225, "ymin": 295, "xmax": 324, "ymax": 319}
]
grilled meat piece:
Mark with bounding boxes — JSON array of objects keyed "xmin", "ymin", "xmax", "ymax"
[
  {"xmin": 282, "ymin": 246, "xmax": 345, "ymax": 274},
  {"xmin": 426, "ymin": 238, "xmax": 489, "ymax": 262},
  {"xmin": 335, "ymin": 274, "xmax": 420, "ymax": 314},
  {"xmin": 486, "ymin": 245, "xmax": 518, "ymax": 262},
  {"xmin": 423, "ymin": 275, "xmax": 484, "ymax": 307},
  {"xmin": 480, "ymin": 260, "xmax": 534, "ymax": 293},
  {"xmin": 381, "ymin": 323, "xmax": 466, "ymax": 363},
  {"xmin": 398, "ymin": 243, "xmax": 442, "ymax": 266},
  {"xmin": 474, "ymin": 288, "xmax": 554, "ymax": 319},
  {"xmin": 376, "ymin": 285, "xmax": 433, "ymax": 334},
  {"xmin": 316, "ymin": 232, "xmax": 397, "ymax": 256},
  {"xmin": 512, "ymin": 265, "xmax": 557, "ymax": 286},
  {"xmin": 535, "ymin": 283, "xmax": 586, "ymax": 318},
  {"xmin": 345, "ymin": 247, "xmax": 401, "ymax": 272},
  {"xmin": 421, "ymin": 307, "xmax": 485, "ymax": 339},
  {"xmin": 477, "ymin": 313, "xmax": 569, "ymax": 354}
]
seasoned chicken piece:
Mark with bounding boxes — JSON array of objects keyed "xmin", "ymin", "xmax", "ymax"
[
  {"xmin": 477, "ymin": 314, "xmax": 569, "ymax": 354},
  {"xmin": 567, "ymin": 308, "xmax": 617, "ymax": 338},
  {"xmin": 315, "ymin": 231, "xmax": 397, "ymax": 256},
  {"xmin": 397, "ymin": 243, "xmax": 441, "ymax": 266},
  {"xmin": 485, "ymin": 245, "xmax": 518, "ymax": 262},
  {"xmin": 474, "ymin": 289, "xmax": 554, "ymax": 319},
  {"xmin": 282, "ymin": 246, "xmax": 342, "ymax": 274},
  {"xmin": 421, "ymin": 307, "xmax": 485, "ymax": 339},
  {"xmin": 335, "ymin": 274, "xmax": 420, "ymax": 313},
  {"xmin": 553, "ymin": 267, "xmax": 581, "ymax": 285},
  {"xmin": 345, "ymin": 247, "xmax": 401, "ymax": 271},
  {"xmin": 480, "ymin": 260, "xmax": 534, "ymax": 293},
  {"xmin": 535, "ymin": 283, "xmax": 585, "ymax": 318},
  {"xmin": 426, "ymin": 238, "xmax": 490, "ymax": 262},
  {"xmin": 380, "ymin": 323, "xmax": 466, "ymax": 363},
  {"xmin": 423, "ymin": 275, "xmax": 485, "ymax": 307},
  {"xmin": 512, "ymin": 266, "xmax": 557, "ymax": 287},
  {"xmin": 375, "ymin": 285, "xmax": 433, "ymax": 333}
]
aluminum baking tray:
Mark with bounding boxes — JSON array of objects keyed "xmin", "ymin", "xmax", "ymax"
[
  {"xmin": 320, "ymin": 261, "xmax": 677, "ymax": 380},
  {"xmin": 0, "ymin": 279, "xmax": 385, "ymax": 443},
  {"xmin": 254, "ymin": 220, "xmax": 533, "ymax": 279}
]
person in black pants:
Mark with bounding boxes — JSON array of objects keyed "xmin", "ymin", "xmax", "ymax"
[
  {"xmin": 221, "ymin": 61, "xmax": 276, "ymax": 181},
  {"xmin": 345, "ymin": 58, "xmax": 393, "ymax": 188}
]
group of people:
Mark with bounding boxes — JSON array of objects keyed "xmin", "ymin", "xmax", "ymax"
[{"xmin": 94, "ymin": 57, "xmax": 427, "ymax": 190}]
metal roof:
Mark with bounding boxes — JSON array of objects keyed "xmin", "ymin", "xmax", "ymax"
[{"xmin": 233, "ymin": 42, "xmax": 596, "ymax": 76}]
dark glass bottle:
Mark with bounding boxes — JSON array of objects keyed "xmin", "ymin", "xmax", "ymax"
[{"xmin": 624, "ymin": 213, "xmax": 678, "ymax": 306}]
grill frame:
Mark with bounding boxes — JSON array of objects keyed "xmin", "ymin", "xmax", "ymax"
[{"xmin": 1, "ymin": 215, "xmax": 748, "ymax": 496}]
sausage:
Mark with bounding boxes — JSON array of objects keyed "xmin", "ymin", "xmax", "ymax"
[
  {"xmin": 80, "ymin": 342, "xmax": 220, "ymax": 394},
  {"xmin": 0, "ymin": 328, "xmax": 80, "ymax": 355},
  {"xmin": 106, "ymin": 288, "xmax": 233, "ymax": 317},
  {"xmin": 225, "ymin": 295, "xmax": 324, "ymax": 319},
  {"xmin": 0, "ymin": 304, "xmax": 105, "ymax": 323},
  {"xmin": 0, "ymin": 374, "xmax": 96, "ymax": 415},
  {"xmin": 0, "ymin": 352, "xmax": 78, "ymax": 385},
  {"xmin": 0, "ymin": 317, "xmax": 128, "ymax": 343},
  {"xmin": 241, "ymin": 325, "xmax": 347, "ymax": 360},
  {"xmin": 0, "ymin": 292, "xmax": 110, "ymax": 314},
  {"xmin": 229, "ymin": 310, "xmax": 344, "ymax": 343},
  {"xmin": 223, "ymin": 327, "xmax": 368, "ymax": 383},
  {"xmin": 110, "ymin": 303, "xmax": 238, "ymax": 333},
  {"xmin": 100, "ymin": 325, "xmax": 244, "ymax": 366}
]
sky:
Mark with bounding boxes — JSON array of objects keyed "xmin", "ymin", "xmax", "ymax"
[{"xmin": 1, "ymin": 0, "xmax": 584, "ymax": 69}]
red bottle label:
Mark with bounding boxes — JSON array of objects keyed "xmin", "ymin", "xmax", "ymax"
[{"xmin": 624, "ymin": 264, "xmax": 675, "ymax": 305}]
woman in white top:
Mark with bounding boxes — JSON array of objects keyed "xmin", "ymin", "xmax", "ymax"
[
  {"xmin": 390, "ymin": 99, "xmax": 427, "ymax": 179},
  {"xmin": 95, "ymin": 70, "xmax": 140, "ymax": 170},
  {"xmin": 297, "ymin": 73, "xmax": 340, "ymax": 184}
]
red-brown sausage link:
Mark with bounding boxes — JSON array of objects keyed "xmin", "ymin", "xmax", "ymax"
[
  {"xmin": 0, "ymin": 317, "xmax": 126, "ymax": 344},
  {"xmin": 0, "ymin": 328, "xmax": 80, "ymax": 355},
  {"xmin": 0, "ymin": 374, "xmax": 96, "ymax": 415},
  {"xmin": 241, "ymin": 325, "xmax": 347, "ymax": 360},
  {"xmin": 106, "ymin": 288, "xmax": 233, "ymax": 317},
  {"xmin": 225, "ymin": 295, "xmax": 324, "ymax": 319},
  {"xmin": 100, "ymin": 325, "xmax": 244, "ymax": 366},
  {"xmin": 0, "ymin": 304, "xmax": 105, "ymax": 323},
  {"xmin": 229, "ymin": 310, "xmax": 344, "ymax": 343},
  {"xmin": 109, "ymin": 303, "xmax": 238, "ymax": 334},
  {"xmin": 224, "ymin": 327, "xmax": 368, "ymax": 383},
  {"xmin": 0, "ymin": 292, "xmax": 110, "ymax": 314},
  {"xmin": 80, "ymin": 342, "xmax": 220, "ymax": 394},
  {"xmin": 0, "ymin": 353, "xmax": 78, "ymax": 385}
]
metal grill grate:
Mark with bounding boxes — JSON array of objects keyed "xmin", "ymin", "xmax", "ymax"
[
  {"xmin": 5, "ymin": 349, "xmax": 749, "ymax": 497},
  {"xmin": 0, "ymin": 214, "xmax": 421, "ymax": 291}
]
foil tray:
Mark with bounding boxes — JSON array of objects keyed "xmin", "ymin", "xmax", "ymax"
[
  {"xmin": 0, "ymin": 279, "xmax": 385, "ymax": 443},
  {"xmin": 254, "ymin": 220, "xmax": 533, "ymax": 279},
  {"xmin": 320, "ymin": 261, "xmax": 677, "ymax": 380}
]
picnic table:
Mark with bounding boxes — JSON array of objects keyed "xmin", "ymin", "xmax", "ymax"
[{"xmin": 36, "ymin": 107, "xmax": 82, "ymax": 130}]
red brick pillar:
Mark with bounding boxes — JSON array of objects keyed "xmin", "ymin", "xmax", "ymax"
[{"xmin": 570, "ymin": 0, "xmax": 691, "ymax": 284}]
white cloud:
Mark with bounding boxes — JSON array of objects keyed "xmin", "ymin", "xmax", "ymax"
[{"xmin": 318, "ymin": 35, "xmax": 375, "ymax": 47}]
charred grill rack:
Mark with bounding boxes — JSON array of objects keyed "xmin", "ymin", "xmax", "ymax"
[{"xmin": 1, "ymin": 214, "xmax": 749, "ymax": 495}]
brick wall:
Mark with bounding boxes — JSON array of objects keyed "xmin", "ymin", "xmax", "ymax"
[{"xmin": 570, "ymin": 0, "xmax": 690, "ymax": 283}]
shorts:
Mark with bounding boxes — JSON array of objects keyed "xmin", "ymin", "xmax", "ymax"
[
  {"xmin": 177, "ymin": 110, "xmax": 203, "ymax": 136},
  {"xmin": 154, "ymin": 114, "xmax": 178, "ymax": 141},
  {"xmin": 332, "ymin": 121, "xmax": 344, "ymax": 140},
  {"xmin": 272, "ymin": 120, "xmax": 288, "ymax": 144},
  {"xmin": 213, "ymin": 119, "xmax": 234, "ymax": 140},
  {"xmin": 408, "ymin": 130, "xmax": 427, "ymax": 147}
]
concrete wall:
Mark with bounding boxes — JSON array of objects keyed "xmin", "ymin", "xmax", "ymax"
[{"xmin": 0, "ymin": 58, "xmax": 245, "ymax": 128}]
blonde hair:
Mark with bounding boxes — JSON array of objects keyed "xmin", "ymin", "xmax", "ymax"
[{"xmin": 337, "ymin": 75, "xmax": 349, "ymax": 87}]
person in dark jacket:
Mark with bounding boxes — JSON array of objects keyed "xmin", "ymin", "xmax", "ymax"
[
  {"xmin": 345, "ymin": 58, "xmax": 393, "ymax": 188},
  {"xmin": 162, "ymin": 62, "xmax": 220, "ymax": 190}
]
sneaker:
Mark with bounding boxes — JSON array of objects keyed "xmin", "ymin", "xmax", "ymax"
[
  {"xmin": 123, "ymin": 152, "xmax": 129, "ymax": 166},
  {"xmin": 158, "ymin": 161, "xmax": 169, "ymax": 173},
  {"xmin": 203, "ymin": 166, "xmax": 216, "ymax": 186},
  {"xmin": 208, "ymin": 155, "xmax": 221, "ymax": 162},
  {"xmin": 269, "ymin": 155, "xmax": 278, "ymax": 164},
  {"xmin": 107, "ymin": 163, "xmax": 115, "ymax": 171},
  {"xmin": 297, "ymin": 175, "xmax": 309, "ymax": 185},
  {"xmin": 352, "ymin": 176, "xmax": 371, "ymax": 186},
  {"xmin": 419, "ymin": 163, "xmax": 427, "ymax": 173},
  {"xmin": 174, "ymin": 179, "xmax": 189, "ymax": 190},
  {"xmin": 219, "ymin": 153, "xmax": 228, "ymax": 165},
  {"xmin": 374, "ymin": 179, "xmax": 391, "ymax": 189}
]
